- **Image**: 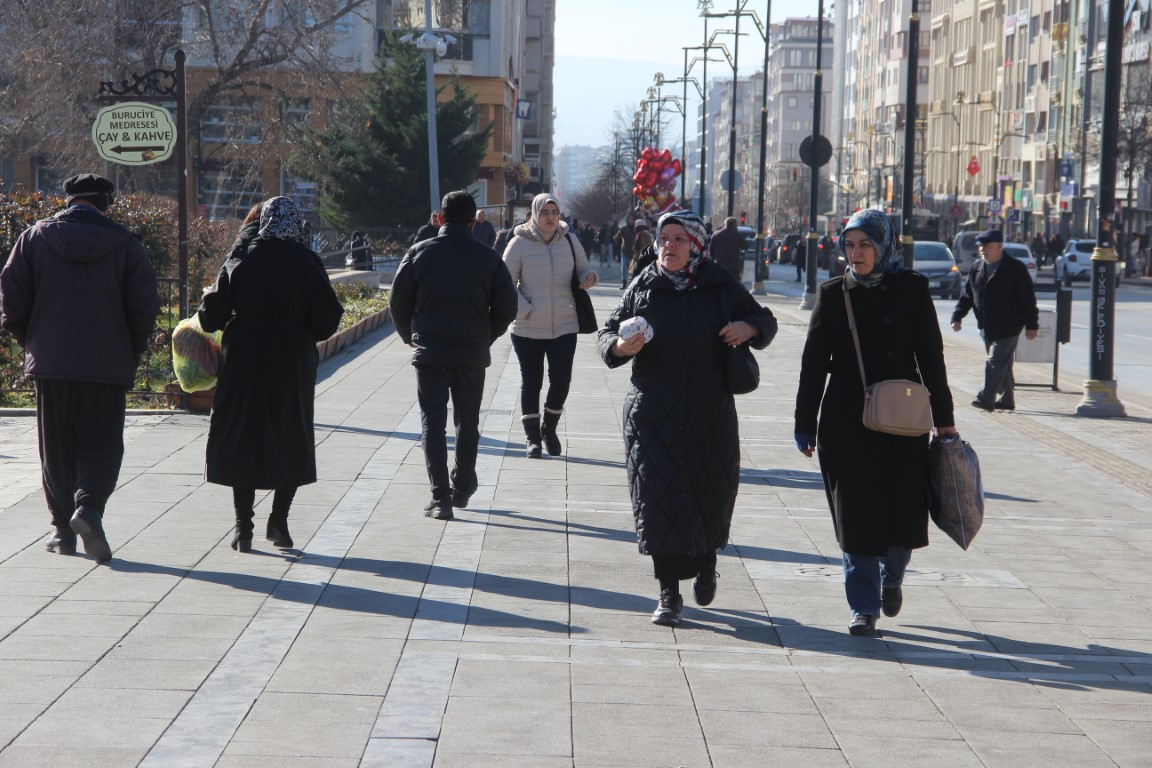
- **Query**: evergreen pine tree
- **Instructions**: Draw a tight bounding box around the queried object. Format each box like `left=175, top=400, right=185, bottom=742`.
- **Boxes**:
left=296, top=35, right=490, bottom=229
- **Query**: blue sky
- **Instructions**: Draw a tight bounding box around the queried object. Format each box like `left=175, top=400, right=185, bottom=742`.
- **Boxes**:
left=553, top=0, right=820, bottom=147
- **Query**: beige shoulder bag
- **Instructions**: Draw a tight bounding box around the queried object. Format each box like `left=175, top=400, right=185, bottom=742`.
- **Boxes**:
left=844, top=287, right=933, bottom=437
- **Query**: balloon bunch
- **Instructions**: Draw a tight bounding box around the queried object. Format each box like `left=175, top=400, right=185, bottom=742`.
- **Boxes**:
left=632, top=147, right=682, bottom=214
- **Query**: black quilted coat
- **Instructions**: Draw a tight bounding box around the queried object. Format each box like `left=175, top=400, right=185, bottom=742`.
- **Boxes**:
left=598, top=260, right=778, bottom=557
left=794, top=272, right=956, bottom=556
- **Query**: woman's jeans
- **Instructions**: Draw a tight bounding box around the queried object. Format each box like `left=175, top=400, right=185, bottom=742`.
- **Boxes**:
left=842, top=547, right=911, bottom=616
left=510, top=333, right=578, bottom=415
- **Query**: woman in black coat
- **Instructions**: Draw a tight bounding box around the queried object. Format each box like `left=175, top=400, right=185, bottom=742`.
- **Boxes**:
left=793, top=209, right=958, bottom=636
left=598, top=210, right=778, bottom=626
left=198, top=196, right=344, bottom=552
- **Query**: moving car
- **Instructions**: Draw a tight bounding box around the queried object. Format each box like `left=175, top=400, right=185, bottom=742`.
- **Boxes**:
left=1001, top=242, right=1038, bottom=284
left=952, top=231, right=979, bottom=275
left=1055, top=239, right=1095, bottom=283
left=777, top=233, right=802, bottom=264
left=911, top=241, right=962, bottom=299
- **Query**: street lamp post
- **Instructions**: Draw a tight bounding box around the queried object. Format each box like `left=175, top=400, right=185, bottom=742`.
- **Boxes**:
left=706, top=3, right=748, bottom=219
left=698, top=0, right=713, bottom=217
left=800, top=0, right=826, bottom=310
left=1076, top=0, right=1126, bottom=418
left=656, top=66, right=702, bottom=207
left=899, top=0, right=921, bottom=266
left=401, top=1, right=456, bottom=215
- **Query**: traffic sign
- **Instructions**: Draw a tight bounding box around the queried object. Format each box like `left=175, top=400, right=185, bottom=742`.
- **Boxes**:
left=967, top=156, right=980, bottom=176
left=987, top=198, right=1002, bottom=214
left=719, top=169, right=744, bottom=191
left=91, top=101, right=176, bottom=165
left=1008, top=209, right=1020, bottom=223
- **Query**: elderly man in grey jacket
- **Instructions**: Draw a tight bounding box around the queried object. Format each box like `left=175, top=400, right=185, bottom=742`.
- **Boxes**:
left=0, top=174, right=160, bottom=562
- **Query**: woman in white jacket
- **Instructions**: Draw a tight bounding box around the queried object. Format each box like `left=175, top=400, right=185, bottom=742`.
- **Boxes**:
left=503, top=193, right=598, bottom=457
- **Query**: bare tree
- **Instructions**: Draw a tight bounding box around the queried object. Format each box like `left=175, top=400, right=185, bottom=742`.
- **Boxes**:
left=1, top=0, right=375, bottom=199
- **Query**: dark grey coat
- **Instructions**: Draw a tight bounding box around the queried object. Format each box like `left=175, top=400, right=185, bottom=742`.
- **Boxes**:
left=794, top=272, right=955, bottom=556
left=598, top=260, right=778, bottom=557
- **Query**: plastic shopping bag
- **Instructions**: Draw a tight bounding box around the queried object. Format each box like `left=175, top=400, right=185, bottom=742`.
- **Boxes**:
left=171, top=314, right=223, bottom=393
left=928, top=435, right=985, bottom=550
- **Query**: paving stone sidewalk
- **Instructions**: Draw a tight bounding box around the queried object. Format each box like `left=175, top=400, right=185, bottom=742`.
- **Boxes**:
left=1, top=273, right=1150, bottom=768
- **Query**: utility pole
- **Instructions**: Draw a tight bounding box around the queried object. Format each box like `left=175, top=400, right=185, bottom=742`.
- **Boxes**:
left=1076, top=0, right=1126, bottom=418
left=899, top=0, right=921, bottom=267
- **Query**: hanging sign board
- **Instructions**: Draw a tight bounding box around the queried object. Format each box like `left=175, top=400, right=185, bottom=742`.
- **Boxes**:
left=91, top=101, right=176, bottom=165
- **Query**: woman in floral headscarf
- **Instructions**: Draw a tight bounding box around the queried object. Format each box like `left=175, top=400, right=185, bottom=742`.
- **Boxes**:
left=598, top=209, right=778, bottom=627
left=199, top=196, right=343, bottom=553
left=793, top=209, right=958, bottom=636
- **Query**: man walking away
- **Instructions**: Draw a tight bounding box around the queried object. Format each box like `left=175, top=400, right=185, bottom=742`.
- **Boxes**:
left=951, top=228, right=1039, bottom=412
left=390, top=190, right=518, bottom=520
left=709, top=217, right=747, bottom=282
left=0, top=174, right=161, bottom=562
left=617, top=218, right=636, bottom=288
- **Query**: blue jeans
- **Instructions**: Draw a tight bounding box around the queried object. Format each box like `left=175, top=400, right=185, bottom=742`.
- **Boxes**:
left=842, top=547, right=912, bottom=616
left=977, top=333, right=1019, bottom=406
left=621, top=253, right=632, bottom=286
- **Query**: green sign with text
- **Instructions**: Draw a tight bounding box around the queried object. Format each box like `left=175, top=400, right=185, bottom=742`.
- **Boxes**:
left=91, top=101, right=176, bottom=165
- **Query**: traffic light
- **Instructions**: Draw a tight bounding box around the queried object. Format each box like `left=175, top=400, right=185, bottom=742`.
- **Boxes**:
left=791, top=168, right=798, bottom=182
left=740, top=211, right=747, bottom=225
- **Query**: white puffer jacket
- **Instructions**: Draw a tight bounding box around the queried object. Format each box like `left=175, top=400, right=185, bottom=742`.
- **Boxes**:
left=503, top=220, right=598, bottom=339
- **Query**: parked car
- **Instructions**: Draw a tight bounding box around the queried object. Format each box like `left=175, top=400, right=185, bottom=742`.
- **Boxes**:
left=911, top=241, right=962, bottom=299
left=736, top=225, right=759, bottom=260
left=1055, top=239, right=1095, bottom=283
left=952, top=231, right=979, bottom=275
left=777, top=233, right=802, bottom=264
left=1002, top=242, right=1038, bottom=284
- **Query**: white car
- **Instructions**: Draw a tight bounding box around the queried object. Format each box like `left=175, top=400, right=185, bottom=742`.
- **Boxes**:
left=1002, top=242, right=1038, bottom=284
left=1055, top=239, right=1094, bottom=283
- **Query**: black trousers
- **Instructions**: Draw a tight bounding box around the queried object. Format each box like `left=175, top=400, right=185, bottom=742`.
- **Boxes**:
left=34, top=379, right=126, bottom=529
left=415, top=363, right=485, bottom=499
left=510, top=333, right=578, bottom=415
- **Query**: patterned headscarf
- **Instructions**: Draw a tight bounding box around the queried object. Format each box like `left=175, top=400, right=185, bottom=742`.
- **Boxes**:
left=839, top=208, right=903, bottom=288
left=655, top=209, right=709, bottom=291
left=258, top=196, right=303, bottom=241
left=527, top=193, right=563, bottom=243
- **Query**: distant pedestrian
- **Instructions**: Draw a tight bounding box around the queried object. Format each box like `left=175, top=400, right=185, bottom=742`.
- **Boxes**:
left=709, top=217, right=746, bottom=281
left=598, top=209, right=777, bottom=626
left=1048, top=232, right=1065, bottom=262
left=391, top=190, right=517, bottom=520
left=951, top=228, right=1039, bottom=412
left=199, top=196, right=344, bottom=552
left=630, top=219, right=655, bottom=278
left=503, top=194, right=598, bottom=458
left=413, top=211, right=440, bottom=244
left=1030, top=232, right=1047, bottom=267
left=472, top=209, right=497, bottom=247
left=0, top=174, right=161, bottom=562
left=616, top=217, right=636, bottom=288
left=493, top=223, right=513, bottom=257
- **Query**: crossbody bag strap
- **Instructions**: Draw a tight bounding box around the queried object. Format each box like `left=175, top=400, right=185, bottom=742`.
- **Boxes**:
left=842, top=286, right=870, bottom=394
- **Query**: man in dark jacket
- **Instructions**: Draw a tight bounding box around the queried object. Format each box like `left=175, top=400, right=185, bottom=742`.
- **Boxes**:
left=0, top=174, right=160, bottom=561
left=391, top=190, right=518, bottom=520
left=951, top=228, right=1039, bottom=411
left=471, top=209, right=496, bottom=247
left=708, top=217, right=746, bottom=281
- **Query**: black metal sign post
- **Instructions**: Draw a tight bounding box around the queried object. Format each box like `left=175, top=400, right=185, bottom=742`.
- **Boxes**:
left=98, top=50, right=189, bottom=318
left=1077, top=0, right=1125, bottom=418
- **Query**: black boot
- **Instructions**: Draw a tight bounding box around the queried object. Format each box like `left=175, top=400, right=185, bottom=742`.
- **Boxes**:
left=267, top=487, right=296, bottom=548
left=542, top=408, right=563, bottom=456
left=522, top=414, right=543, bottom=459
left=231, top=489, right=255, bottom=553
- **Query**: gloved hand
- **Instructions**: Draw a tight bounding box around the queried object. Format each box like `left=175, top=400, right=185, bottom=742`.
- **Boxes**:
left=794, top=433, right=816, bottom=454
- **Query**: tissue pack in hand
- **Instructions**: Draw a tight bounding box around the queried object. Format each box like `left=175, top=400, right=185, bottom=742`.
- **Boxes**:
left=618, top=316, right=653, bottom=343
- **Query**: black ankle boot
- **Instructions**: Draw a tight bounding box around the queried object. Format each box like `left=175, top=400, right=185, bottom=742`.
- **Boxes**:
left=542, top=408, right=563, bottom=456
left=266, top=514, right=293, bottom=548
left=231, top=509, right=254, bottom=553
left=522, top=414, right=543, bottom=459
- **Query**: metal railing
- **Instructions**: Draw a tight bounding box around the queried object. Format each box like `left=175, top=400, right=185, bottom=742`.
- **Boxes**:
left=1, top=277, right=183, bottom=407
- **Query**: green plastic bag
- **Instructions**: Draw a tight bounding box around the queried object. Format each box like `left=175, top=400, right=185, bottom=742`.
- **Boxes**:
left=172, top=314, right=222, bottom=393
